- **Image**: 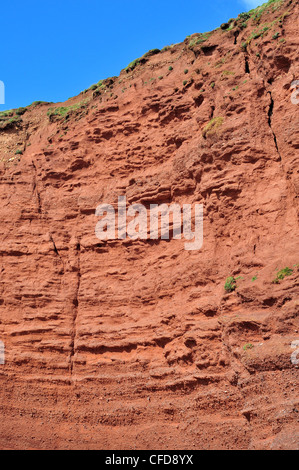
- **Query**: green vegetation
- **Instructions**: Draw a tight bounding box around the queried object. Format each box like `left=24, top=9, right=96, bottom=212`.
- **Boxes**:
left=252, top=275, right=258, bottom=282
left=184, top=69, right=189, bottom=74
left=143, top=48, right=160, bottom=58
left=15, top=107, right=27, bottom=116
left=243, top=343, right=254, bottom=351
left=168, top=66, right=173, bottom=71
left=125, top=48, right=160, bottom=73
left=250, top=0, right=283, bottom=23
left=0, top=110, right=13, bottom=119
left=158, top=76, right=163, bottom=80
left=0, top=111, right=22, bottom=130
left=47, top=100, right=88, bottom=121
left=273, top=267, right=293, bottom=284
left=239, top=12, right=251, bottom=21
left=210, top=82, right=215, bottom=89
left=224, top=276, right=237, bottom=293
left=188, top=31, right=213, bottom=48
left=161, top=44, right=176, bottom=52
left=30, top=101, right=52, bottom=107
left=222, top=70, right=235, bottom=77
left=202, top=117, right=224, bottom=138
left=125, top=58, right=141, bottom=73
left=272, top=32, right=280, bottom=39
left=183, top=80, right=188, bottom=86
left=15, top=149, right=23, bottom=155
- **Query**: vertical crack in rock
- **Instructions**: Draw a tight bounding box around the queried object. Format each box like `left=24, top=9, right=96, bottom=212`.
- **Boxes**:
left=49, top=234, right=60, bottom=257
left=267, top=91, right=282, bottom=162
left=70, top=242, right=81, bottom=376
left=31, top=160, right=42, bottom=214
left=245, top=57, right=250, bottom=74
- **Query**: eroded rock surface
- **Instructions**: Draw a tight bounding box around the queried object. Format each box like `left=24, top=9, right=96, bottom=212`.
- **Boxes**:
left=0, top=0, right=298, bottom=450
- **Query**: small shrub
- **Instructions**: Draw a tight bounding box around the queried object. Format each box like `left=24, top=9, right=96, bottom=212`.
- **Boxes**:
left=222, top=70, right=235, bottom=77
left=125, top=58, right=140, bottom=73
left=210, top=82, right=215, bottom=88
left=272, top=32, right=280, bottom=39
left=183, top=80, right=188, bottom=86
left=15, top=149, right=23, bottom=155
left=30, top=101, right=52, bottom=107
left=184, top=69, right=189, bottom=74
left=168, top=66, right=173, bottom=71
left=243, top=343, right=254, bottom=351
left=202, top=117, right=224, bottom=138
left=143, top=49, right=160, bottom=58
left=158, top=76, right=163, bottom=80
left=252, top=275, right=258, bottom=282
left=224, top=276, right=237, bottom=293
left=273, top=267, right=293, bottom=284
left=238, top=12, right=250, bottom=21
left=15, top=107, right=27, bottom=116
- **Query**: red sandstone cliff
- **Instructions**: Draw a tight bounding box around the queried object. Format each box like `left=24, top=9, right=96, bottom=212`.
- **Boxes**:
left=0, top=0, right=298, bottom=450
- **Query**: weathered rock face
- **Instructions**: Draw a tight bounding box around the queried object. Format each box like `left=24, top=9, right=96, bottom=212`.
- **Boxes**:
left=0, top=0, right=298, bottom=450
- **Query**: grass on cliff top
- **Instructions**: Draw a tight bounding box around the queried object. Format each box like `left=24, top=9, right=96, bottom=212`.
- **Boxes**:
left=0, top=109, right=24, bottom=129
left=247, top=0, right=284, bottom=21
left=124, top=48, right=161, bottom=73
left=0, top=101, right=52, bottom=127
left=47, top=100, right=89, bottom=120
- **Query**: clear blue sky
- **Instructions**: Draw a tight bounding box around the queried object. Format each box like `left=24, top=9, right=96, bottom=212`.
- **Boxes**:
left=0, top=0, right=263, bottom=111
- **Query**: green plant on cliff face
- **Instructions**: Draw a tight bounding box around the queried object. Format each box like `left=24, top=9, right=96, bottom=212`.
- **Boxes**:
left=243, top=343, right=254, bottom=351
left=273, top=267, right=293, bottom=284
left=224, top=276, right=237, bottom=293
left=15, top=149, right=23, bottom=155
left=202, top=117, right=224, bottom=138
left=238, top=12, right=251, bottom=21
